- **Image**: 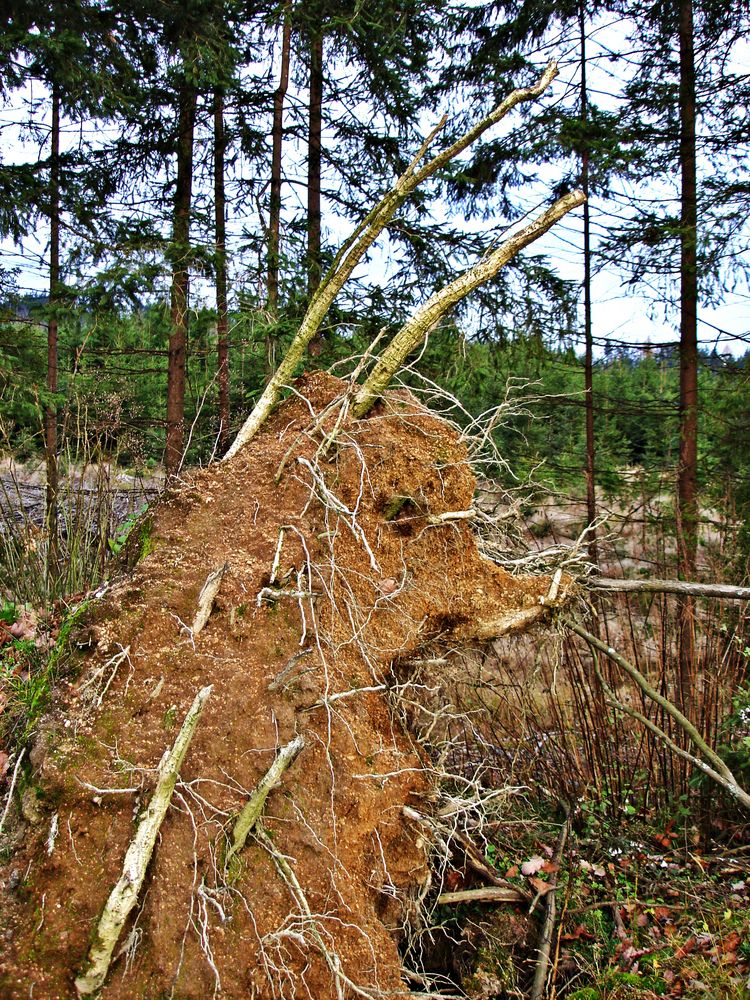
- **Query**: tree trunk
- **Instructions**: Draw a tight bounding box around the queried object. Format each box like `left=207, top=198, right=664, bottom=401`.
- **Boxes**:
left=266, top=13, right=292, bottom=376
left=46, top=82, right=61, bottom=587
left=214, top=88, right=230, bottom=454
left=580, top=4, right=598, bottom=569
left=677, top=0, right=698, bottom=712
left=306, top=31, right=323, bottom=356
left=677, top=0, right=698, bottom=578
left=165, top=76, right=197, bottom=476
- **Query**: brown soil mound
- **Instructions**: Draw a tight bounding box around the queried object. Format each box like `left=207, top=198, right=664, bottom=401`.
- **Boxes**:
left=0, top=373, right=560, bottom=999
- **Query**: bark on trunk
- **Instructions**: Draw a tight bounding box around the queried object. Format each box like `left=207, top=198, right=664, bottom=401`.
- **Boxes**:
left=165, top=77, right=197, bottom=476
left=46, top=82, right=61, bottom=586
left=267, top=14, right=292, bottom=376
left=580, top=4, right=598, bottom=569
left=677, top=0, right=698, bottom=712
left=214, top=89, right=230, bottom=454
left=306, top=31, right=323, bottom=356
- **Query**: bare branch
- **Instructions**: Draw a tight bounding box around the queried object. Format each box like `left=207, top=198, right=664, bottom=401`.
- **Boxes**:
left=588, top=576, right=750, bottom=601
left=352, top=191, right=586, bottom=418
left=223, top=63, right=560, bottom=459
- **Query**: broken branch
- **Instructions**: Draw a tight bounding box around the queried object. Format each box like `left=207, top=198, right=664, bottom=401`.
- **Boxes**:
left=224, top=734, right=305, bottom=871
left=192, top=563, right=229, bottom=636
left=437, top=886, right=527, bottom=905
left=588, top=576, right=750, bottom=601
left=75, top=685, right=212, bottom=996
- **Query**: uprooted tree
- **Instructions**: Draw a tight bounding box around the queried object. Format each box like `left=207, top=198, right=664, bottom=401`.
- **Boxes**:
left=1, top=64, right=747, bottom=1000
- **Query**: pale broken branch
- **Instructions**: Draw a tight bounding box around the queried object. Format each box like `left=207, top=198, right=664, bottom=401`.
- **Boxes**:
left=437, top=886, right=527, bottom=905
left=353, top=190, right=585, bottom=419
left=224, top=734, right=305, bottom=872
left=566, top=619, right=750, bottom=812
left=75, top=685, right=212, bottom=997
left=192, top=562, right=229, bottom=636
left=223, top=63, right=560, bottom=460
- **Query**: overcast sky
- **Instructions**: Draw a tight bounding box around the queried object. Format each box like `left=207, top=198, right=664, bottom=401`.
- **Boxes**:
left=2, top=11, right=748, bottom=357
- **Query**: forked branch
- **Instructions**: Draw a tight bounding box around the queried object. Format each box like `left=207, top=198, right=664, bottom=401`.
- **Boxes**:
left=223, top=62, right=560, bottom=460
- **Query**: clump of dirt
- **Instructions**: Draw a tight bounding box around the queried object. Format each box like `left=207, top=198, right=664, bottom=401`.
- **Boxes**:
left=0, top=372, right=563, bottom=999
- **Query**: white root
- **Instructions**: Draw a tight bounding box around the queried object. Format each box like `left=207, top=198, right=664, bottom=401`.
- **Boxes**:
left=0, top=748, right=26, bottom=839
left=75, top=684, right=212, bottom=997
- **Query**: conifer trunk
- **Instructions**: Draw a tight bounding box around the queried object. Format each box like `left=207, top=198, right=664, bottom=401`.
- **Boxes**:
left=267, top=14, right=291, bottom=376
left=46, top=82, right=61, bottom=586
left=165, top=76, right=197, bottom=476
left=306, top=31, right=323, bottom=356
left=677, top=0, right=698, bottom=712
left=580, top=4, right=598, bottom=569
left=214, top=88, right=230, bottom=453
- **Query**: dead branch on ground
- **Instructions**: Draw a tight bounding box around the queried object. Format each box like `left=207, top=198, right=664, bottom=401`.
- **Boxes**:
left=75, top=685, right=212, bottom=996
left=530, top=809, right=571, bottom=1000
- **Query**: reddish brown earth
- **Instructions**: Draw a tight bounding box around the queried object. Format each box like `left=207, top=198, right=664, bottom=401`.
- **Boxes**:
left=0, top=373, right=560, bottom=999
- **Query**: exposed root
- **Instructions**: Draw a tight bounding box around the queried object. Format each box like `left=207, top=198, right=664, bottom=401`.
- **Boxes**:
left=192, top=562, right=229, bottom=636
left=224, top=734, right=306, bottom=873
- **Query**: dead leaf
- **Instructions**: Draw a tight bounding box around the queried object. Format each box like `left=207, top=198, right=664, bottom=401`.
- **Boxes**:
left=505, top=864, right=520, bottom=878
left=674, top=936, right=696, bottom=959
left=521, top=856, right=545, bottom=876
left=9, top=609, right=37, bottom=641
left=0, top=750, right=9, bottom=779
left=528, top=876, right=553, bottom=895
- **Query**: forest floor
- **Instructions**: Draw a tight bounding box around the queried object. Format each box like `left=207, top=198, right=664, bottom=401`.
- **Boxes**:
left=432, top=801, right=750, bottom=999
